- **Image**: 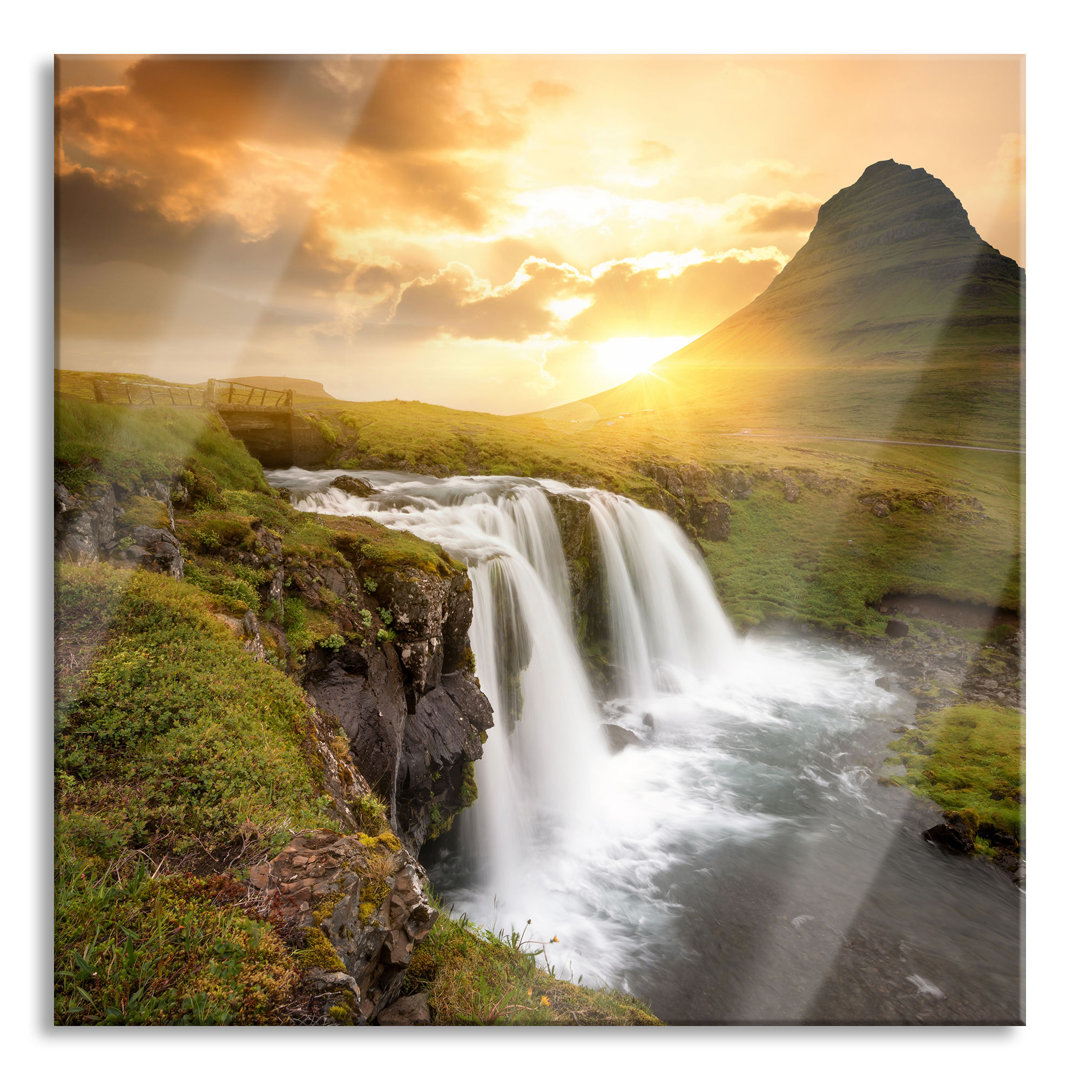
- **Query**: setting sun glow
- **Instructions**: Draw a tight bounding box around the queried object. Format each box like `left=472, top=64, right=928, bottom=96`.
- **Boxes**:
left=593, top=336, right=693, bottom=381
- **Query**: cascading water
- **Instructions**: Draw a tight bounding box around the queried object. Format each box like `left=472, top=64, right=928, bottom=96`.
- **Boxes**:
left=269, top=467, right=1022, bottom=1024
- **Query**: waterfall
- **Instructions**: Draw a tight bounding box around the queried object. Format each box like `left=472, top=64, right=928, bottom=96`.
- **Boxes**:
left=273, top=468, right=745, bottom=976
left=579, top=487, right=738, bottom=699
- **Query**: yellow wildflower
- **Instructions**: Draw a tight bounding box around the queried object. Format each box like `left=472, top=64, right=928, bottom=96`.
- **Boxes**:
left=540, top=995, right=551, bottom=1007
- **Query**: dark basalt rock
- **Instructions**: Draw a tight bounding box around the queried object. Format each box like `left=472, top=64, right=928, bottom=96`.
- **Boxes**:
left=331, top=474, right=378, bottom=499
left=547, top=492, right=608, bottom=648
left=302, top=557, right=493, bottom=854
left=376, top=991, right=430, bottom=1025
left=110, top=525, right=184, bottom=579
left=885, top=619, right=909, bottom=639
left=686, top=497, right=731, bottom=541
left=54, top=481, right=117, bottom=563
left=923, top=821, right=974, bottom=855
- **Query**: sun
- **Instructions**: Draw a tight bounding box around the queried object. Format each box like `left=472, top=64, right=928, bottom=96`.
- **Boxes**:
left=593, top=336, right=692, bottom=382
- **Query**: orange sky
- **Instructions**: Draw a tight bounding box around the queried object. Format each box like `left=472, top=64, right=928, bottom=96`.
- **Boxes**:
left=55, top=54, right=1024, bottom=412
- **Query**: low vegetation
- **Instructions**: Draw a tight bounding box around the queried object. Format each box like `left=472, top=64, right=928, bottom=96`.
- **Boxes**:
left=405, top=909, right=660, bottom=1025
left=884, top=704, right=1024, bottom=857
left=54, top=862, right=311, bottom=1024
left=55, top=562, right=340, bottom=868
left=55, top=397, right=267, bottom=496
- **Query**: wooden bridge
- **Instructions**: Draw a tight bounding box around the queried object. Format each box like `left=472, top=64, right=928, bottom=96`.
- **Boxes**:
left=92, top=377, right=294, bottom=411
left=91, top=377, right=317, bottom=467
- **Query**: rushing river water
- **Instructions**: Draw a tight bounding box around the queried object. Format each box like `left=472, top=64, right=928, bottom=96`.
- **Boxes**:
left=268, top=467, right=1023, bottom=1025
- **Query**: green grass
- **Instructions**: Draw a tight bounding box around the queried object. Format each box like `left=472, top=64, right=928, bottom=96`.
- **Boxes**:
left=885, top=704, right=1024, bottom=856
left=55, top=563, right=339, bottom=867
left=55, top=398, right=268, bottom=496
left=325, top=512, right=463, bottom=579
left=54, top=558, right=353, bottom=1025
left=403, top=909, right=660, bottom=1026
left=703, top=476, right=1021, bottom=633
left=54, top=859, right=307, bottom=1025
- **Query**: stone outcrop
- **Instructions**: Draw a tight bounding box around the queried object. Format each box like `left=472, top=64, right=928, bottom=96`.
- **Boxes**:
left=546, top=492, right=616, bottom=689
left=248, top=829, right=438, bottom=1024
left=293, top=544, right=492, bottom=854
left=635, top=461, right=732, bottom=543
left=54, top=480, right=183, bottom=579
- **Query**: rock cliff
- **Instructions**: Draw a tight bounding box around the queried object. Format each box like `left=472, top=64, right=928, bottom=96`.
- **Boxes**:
left=54, top=456, right=494, bottom=1022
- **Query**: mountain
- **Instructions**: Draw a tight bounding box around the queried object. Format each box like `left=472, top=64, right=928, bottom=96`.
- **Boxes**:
left=552, top=161, right=1024, bottom=448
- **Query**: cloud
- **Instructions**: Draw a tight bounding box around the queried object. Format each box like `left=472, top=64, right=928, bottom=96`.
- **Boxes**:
left=316, top=248, right=783, bottom=347
left=993, top=133, right=1025, bottom=189
left=346, top=57, right=523, bottom=153
left=376, top=258, right=587, bottom=342
left=727, top=192, right=821, bottom=234
left=57, top=56, right=530, bottom=244
left=55, top=166, right=348, bottom=295
left=566, top=249, right=785, bottom=340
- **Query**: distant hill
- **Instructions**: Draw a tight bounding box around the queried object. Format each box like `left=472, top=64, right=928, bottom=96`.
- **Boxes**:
left=545, top=160, right=1024, bottom=449
left=230, top=376, right=337, bottom=400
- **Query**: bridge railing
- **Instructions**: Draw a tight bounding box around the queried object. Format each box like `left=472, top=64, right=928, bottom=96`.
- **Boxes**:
left=92, top=379, right=205, bottom=407
left=206, top=379, right=293, bottom=410
left=90, top=378, right=294, bottom=411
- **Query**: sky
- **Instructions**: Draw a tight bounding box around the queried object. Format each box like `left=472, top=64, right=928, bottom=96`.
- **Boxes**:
left=55, top=54, right=1024, bottom=413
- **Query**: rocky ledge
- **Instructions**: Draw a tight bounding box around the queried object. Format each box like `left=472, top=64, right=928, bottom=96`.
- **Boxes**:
left=248, top=829, right=437, bottom=1024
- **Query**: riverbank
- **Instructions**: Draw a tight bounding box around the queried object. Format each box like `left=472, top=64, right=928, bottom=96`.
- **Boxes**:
left=747, top=614, right=1024, bottom=884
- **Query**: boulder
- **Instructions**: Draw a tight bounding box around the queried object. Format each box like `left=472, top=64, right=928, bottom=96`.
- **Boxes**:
left=923, top=822, right=974, bottom=855
left=54, top=481, right=117, bottom=564
left=687, top=497, right=731, bottom=541
left=331, top=475, right=378, bottom=499
left=603, top=724, right=645, bottom=752
left=376, top=992, right=431, bottom=1025
left=885, top=619, right=909, bottom=639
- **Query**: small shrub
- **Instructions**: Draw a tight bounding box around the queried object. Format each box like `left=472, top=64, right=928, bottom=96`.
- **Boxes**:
left=349, top=793, right=390, bottom=835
